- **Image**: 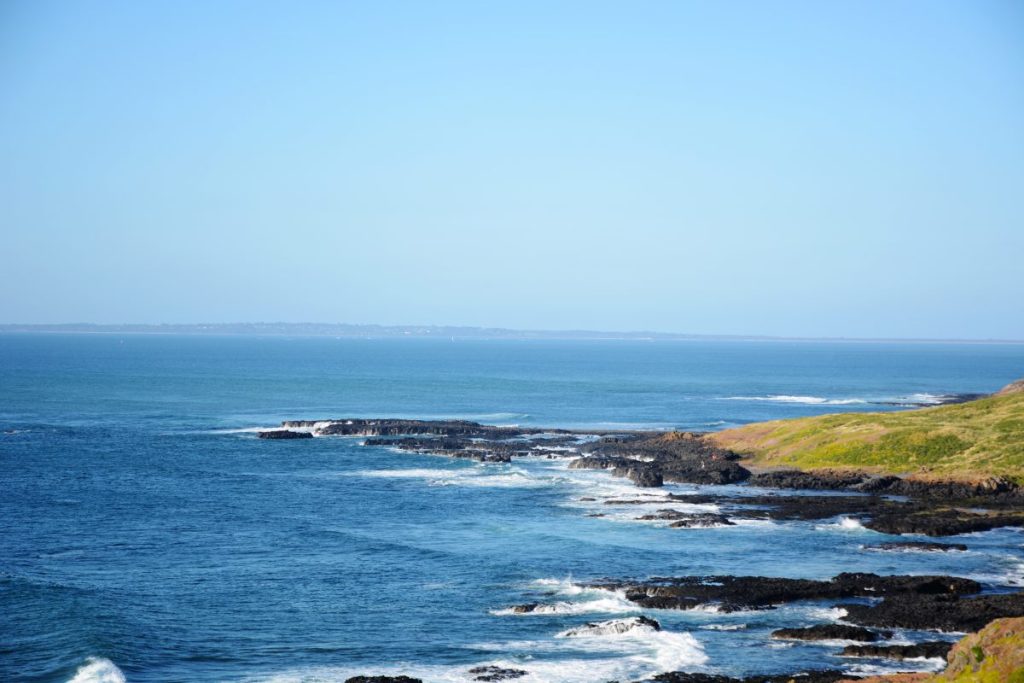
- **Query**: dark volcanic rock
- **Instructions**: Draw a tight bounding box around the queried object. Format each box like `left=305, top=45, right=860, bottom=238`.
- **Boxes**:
left=508, top=603, right=539, bottom=614
left=638, top=509, right=698, bottom=521
left=362, top=436, right=518, bottom=462
left=345, top=677, right=422, bottom=683
left=661, top=458, right=750, bottom=485
left=865, top=541, right=968, bottom=552
left=668, top=514, right=735, bottom=528
left=468, top=666, right=527, bottom=681
left=645, top=671, right=853, bottom=683
left=655, top=490, right=1024, bottom=537
left=569, top=455, right=637, bottom=471
left=591, top=572, right=980, bottom=612
left=839, top=591, right=1024, bottom=632
left=841, top=640, right=953, bottom=660
left=287, top=418, right=556, bottom=439
left=577, top=431, right=751, bottom=486
left=864, top=509, right=1024, bottom=536
left=771, top=624, right=891, bottom=642
left=561, top=616, right=662, bottom=637
left=855, top=475, right=1021, bottom=500
left=613, top=465, right=664, bottom=487
left=257, top=429, right=313, bottom=440
left=746, top=467, right=1023, bottom=505
left=748, top=470, right=870, bottom=491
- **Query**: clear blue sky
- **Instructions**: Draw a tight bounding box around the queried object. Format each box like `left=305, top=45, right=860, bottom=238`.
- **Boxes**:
left=1, top=1, right=1022, bottom=338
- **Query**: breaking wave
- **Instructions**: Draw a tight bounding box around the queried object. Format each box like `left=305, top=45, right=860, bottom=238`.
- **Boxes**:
left=721, top=395, right=867, bottom=405
left=67, top=658, right=125, bottom=683
left=348, top=466, right=558, bottom=489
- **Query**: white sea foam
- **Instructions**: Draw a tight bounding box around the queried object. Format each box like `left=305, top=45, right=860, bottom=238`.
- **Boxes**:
left=210, top=426, right=271, bottom=434
left=492, top=578, right=640, bottom=616
left=846, top=658, right=947, bottom=676
left=557, top=617, right=659, bottom=638
left=252, top=623, right=707, bottom=682
left=965, top=556, right=1024, bottom=587
left=801, top=606, right=849, bottom=621
left=902, top=393, right=949, bottom=405
left=722, top=395, right=867, bottom=405
left=348, top=467, right=555, bottom=489
left=839, top=516, right=866, bottom=530
left=68, top=658, right=126, bottom=683
left=700, top=623, right=748, bottom=631
left=814, top=516, right=868, bottom=532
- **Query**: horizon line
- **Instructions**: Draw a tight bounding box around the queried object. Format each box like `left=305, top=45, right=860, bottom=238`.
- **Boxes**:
left=1, top=322, right=1023, bottom=345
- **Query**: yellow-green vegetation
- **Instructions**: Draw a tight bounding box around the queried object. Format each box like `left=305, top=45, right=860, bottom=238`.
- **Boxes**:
left=709, top=381, right=1024, bottom=484
left=840, top=618, right=1024, bottom=683
left=939, top=617, right=1024, bottom=683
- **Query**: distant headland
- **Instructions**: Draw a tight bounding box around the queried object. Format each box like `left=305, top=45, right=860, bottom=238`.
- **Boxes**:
left=1, top=323, right=1022, bottom=344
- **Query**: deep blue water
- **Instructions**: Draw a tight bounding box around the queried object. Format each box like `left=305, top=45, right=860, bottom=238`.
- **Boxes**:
left=2, top=334, right=1023, bottom=683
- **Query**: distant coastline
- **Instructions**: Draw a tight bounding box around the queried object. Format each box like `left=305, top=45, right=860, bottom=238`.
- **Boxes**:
left=1, top=322, right=1022, bottom=344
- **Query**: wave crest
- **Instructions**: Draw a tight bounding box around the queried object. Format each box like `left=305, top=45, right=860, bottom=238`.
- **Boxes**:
left=68, top=658, right=125, bottom=683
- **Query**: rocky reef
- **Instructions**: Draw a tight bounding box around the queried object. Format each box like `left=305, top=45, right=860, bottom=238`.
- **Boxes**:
left=256, top=429, right=313, bottom=440
left=586, top=573, right=981, bottom=613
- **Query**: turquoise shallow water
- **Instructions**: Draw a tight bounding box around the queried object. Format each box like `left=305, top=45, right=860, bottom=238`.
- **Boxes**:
left=2, top=335, right=1023, bottom=682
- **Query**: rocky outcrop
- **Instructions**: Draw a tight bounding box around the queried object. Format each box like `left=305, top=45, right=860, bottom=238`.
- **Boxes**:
left=669, top=513, right=735, bottom=528
left=839, top=592, right=1024, bottom=632
left=284, top=418, right=558, bottom=438
left=345, top=677, right=422, bottom=683
left=591, top=573, right=980, bottom=613
left=637, top=510, right=735, bottom=527
left=772, top=624, right=892, bottom=642
left=863, top=542, right=967, bottom=553
left=467, top=666, right=527, bottom=681
left=560, top=616, right=661, bottom=637
left=749, top=470, right=870, bottom=491
left=257, top=429, right=313, bottom=440
left=576, top=431, right=751, bottom=486
left=606, top=489, right=1024, bottom=537
left=645, top=671, right=854, bottom=683
left=747, top=469, right=1023, bottom=502
left=840, top=640, right=952, bottom=660
left=864, top=509, right=1024, bottom=536
left=613, top=465, right=664, bottom=487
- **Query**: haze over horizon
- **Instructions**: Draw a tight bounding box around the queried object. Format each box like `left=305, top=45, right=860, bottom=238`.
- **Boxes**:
left=2, top=1, right=1023, bottom=339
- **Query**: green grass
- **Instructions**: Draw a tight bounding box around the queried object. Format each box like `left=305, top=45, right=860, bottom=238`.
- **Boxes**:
left=709, top=390, right=1024, bottom=483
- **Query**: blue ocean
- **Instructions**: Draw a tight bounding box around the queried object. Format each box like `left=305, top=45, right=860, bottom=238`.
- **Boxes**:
left=2, top=334, right=1023, bottom=683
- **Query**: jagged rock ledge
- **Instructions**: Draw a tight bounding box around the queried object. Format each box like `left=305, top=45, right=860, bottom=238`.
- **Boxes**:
left=585, top=573, right=982, bottom=614
left=840, top=640, right=953, bottom=660
left=257, top=429, right=313, bottom=440
left=259, top=418, right=1024, bottom=535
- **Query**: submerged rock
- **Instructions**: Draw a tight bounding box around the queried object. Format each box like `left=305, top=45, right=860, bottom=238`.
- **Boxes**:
left=863, top=541, right=968, bottom=553
left=668, top=514, right=735, bottom=528
left=591, top=573, right=980, bottom=613
left=560, top=616, right=661, bottom=637
left=771, top=624, right=891, bottom=642
left=345, top=677, right=422, bottom=683
left=840, top=640, right=953, bottom=660
left=508, top=603, right=538, bottom=614
left=257, top=429, right=313, bottom=440
left=467, top=666, right=527, bottom=681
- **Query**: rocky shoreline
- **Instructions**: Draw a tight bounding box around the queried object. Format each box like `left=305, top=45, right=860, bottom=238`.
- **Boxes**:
left=258, top=417, right=1024, bottom=537
left=258, top=416, right=1024, bottom=681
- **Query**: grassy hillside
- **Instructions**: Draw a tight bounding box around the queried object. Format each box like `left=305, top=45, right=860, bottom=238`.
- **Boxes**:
left=709, top=385, right=1024, bottom=484
left=848, top=617, right=1024, bottom=683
